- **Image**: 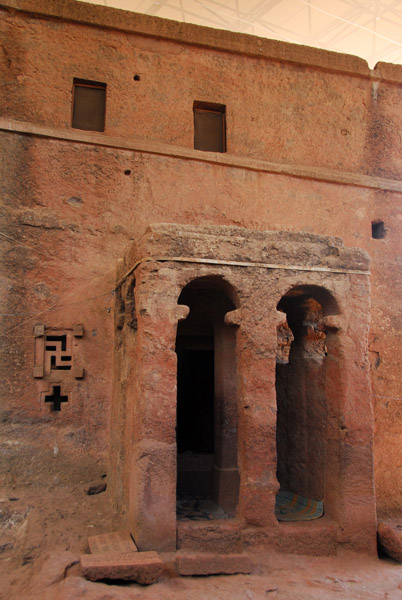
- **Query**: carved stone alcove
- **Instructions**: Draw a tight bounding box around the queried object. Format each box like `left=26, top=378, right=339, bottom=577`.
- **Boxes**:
left=33, top=323, right=85, bottom=413
left=110, top=224, right=376, bottom=556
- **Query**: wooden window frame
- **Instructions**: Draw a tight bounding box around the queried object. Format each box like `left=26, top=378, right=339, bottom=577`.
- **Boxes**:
left=72, top=78, right=107, bottom=132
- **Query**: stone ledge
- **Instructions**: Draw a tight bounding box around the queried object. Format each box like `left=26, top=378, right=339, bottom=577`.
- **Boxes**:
left=176, top=551, right=251, bottom=576
left=133, top=223, right=370, bottom=274
left=177, top=519, right=243, bottom=553
left=2, top=118, right=401, bottom=195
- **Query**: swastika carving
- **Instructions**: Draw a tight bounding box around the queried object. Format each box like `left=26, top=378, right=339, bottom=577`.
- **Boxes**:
left=45, top=334, right=72, bottom=371
left=33, top=324, right=85, bottom=381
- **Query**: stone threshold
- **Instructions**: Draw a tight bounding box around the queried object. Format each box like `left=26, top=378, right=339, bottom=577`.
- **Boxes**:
left=80, top=530, right=251, bottom=582
left=2, top=117, right=402, bottom=194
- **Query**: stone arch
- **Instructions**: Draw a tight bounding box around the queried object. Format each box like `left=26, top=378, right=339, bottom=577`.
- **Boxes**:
left=110, top=224, right=374, bottom=553
left=275, top=284, right=341, bottom=519
left=176, top=275, right=240, bottom=518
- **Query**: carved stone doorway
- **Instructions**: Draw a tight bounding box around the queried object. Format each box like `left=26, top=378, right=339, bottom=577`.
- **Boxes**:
left=110, top=224, right=376, bottom=555
left=176, top=277, right=239, bottom=520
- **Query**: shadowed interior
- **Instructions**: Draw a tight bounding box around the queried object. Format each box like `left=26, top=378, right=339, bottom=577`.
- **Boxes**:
left=275, top=285, right=339, bottom=515
left=176, top=277, right=239, bottom=519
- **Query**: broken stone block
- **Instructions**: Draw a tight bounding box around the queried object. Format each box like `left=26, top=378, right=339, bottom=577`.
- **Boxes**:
left=378, top=522, right=402, bottom=562
left=80, top=551, right=163, bottom=584
left=88, top=530, right=137, bottom=554
left=176, top=551, right=251, bottom=576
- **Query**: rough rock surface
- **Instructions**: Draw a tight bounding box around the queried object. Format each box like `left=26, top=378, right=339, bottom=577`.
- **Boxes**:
left=378, top=522, right=402, bottom=562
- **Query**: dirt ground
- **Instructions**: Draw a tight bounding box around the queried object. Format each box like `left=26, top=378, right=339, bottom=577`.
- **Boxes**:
left=1, top=483, right=401, bottom=600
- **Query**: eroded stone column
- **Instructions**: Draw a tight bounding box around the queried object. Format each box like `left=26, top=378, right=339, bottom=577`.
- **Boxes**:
left=213, top=315, right=239, bottom=516
left=323, top=299, right=376, bottom=553
left=236, top=301, right=281, bottom=527
left=127, top=263, right=180, bottom=551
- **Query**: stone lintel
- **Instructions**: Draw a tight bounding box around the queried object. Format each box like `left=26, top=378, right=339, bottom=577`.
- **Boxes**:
left=134, top=223, right=370, bottom=273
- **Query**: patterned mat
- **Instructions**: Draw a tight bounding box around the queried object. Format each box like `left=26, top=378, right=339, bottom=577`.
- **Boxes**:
left=275, top=490, right=324, bottom=521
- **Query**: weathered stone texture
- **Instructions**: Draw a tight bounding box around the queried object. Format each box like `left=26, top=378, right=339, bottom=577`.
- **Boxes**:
left=88, top=531, right=137, bottom=554
left=176, top=551, right=251, bottom=575
left=111, top=224, right=375, bottom=553
left=378, top=522, right=402, bottom=562
left=0, top=3, right=374, bottom=175
left=0, top=0, right=401, bottom=565
left=80, top=551, right=163, bottom=583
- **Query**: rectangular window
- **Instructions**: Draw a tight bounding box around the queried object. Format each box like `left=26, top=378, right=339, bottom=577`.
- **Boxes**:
left=72, top=79, right=106, bottom=132
left=193, top=101, right=226, bottom=152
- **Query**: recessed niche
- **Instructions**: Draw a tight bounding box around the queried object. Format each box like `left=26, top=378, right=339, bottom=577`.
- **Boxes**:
left=193, top=101, right=226, bottom=153
left=72, top=78, right=106, bottom=132
left=372, top=220, right=386, bottom=239
left=45, top=385, right=68, bottom=412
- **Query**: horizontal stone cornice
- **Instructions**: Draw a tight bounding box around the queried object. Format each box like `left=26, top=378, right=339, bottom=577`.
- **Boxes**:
left=1, top=117, right=402, bottom=194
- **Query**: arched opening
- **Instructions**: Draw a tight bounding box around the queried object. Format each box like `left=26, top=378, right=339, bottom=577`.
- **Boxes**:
left=275, top=285, right=339, bottom=522
left=176, top=276, right=239, bottom=520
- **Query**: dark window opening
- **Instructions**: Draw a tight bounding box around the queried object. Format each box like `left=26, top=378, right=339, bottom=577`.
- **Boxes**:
left=72, top=79, right=106, bottom=132
left=372, top=220, right=386, bottom=239
left=193, top=101, right=226, bottom=152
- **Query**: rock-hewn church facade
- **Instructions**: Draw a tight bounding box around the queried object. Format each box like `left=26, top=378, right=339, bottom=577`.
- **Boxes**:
left=1, top=0, right=402, bottom=558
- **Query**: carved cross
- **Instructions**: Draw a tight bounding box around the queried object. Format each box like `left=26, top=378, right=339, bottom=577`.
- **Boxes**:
left=45, top=385, right=68, bottom=412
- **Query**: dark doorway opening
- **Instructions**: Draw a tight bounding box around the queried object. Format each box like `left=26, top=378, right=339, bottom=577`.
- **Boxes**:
left=176, top=277, right=239, bottom=520
left=275, top=286, right=338, bottom=521
left=177, top=348, right=214, bottom=456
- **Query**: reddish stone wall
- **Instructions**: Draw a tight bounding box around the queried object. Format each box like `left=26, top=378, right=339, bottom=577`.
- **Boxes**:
left=112, top=224, right=374, bottom=554
left=0, top=8, right=371, bottom=174
left=0, top=0, right=401, bottom=529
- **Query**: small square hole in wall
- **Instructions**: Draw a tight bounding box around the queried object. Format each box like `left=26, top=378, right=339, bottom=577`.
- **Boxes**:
left=72, top=79, right=106, bottom=132
left=193, top=101, right=226, bottom=152
left=372, top=220, right=386, bottom=239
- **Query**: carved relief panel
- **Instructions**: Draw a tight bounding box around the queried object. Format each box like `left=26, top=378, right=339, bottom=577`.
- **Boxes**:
left=33, top=323, right=85, bottom=412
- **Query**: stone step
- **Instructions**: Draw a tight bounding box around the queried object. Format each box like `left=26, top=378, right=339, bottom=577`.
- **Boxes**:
left=80, top=551, right=163, bottom=584
left=176, top=551, right=251, bottom=576
left=88, top=530, right=138, bottom=554
left=177, top=519, right=243, bottom=553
